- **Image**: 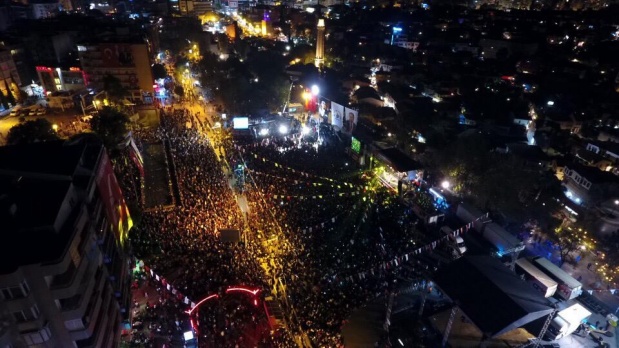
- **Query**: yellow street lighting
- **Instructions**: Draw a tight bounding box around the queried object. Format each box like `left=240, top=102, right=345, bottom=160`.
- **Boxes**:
left=52, top=124, right=59, bottom=131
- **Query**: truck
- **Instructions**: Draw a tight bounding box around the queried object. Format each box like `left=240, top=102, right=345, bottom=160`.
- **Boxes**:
left=440, top=226, right=467, bottom=257
left=546, top=303, right=592, bottom=340
left=532, top=256, right=583, bottom=300
left=515, top=258, right=558, bottom=298
left=456, top=203, right=525, bottom=258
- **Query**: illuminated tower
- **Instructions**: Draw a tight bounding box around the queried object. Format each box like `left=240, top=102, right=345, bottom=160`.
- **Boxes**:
left=315, top=18, right=325, bottom=68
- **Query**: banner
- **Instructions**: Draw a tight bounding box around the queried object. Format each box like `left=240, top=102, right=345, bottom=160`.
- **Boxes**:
left=331, top=102, right=344, bottom=129
left=100, top=43, right=135, bottom=67
left=129, top=136, right=144, bottom=177
left=318, top=99, right=330, bottom=123
left=343, top=107, right=358, bottom=134
left=96, top=151, right=133, bottom=247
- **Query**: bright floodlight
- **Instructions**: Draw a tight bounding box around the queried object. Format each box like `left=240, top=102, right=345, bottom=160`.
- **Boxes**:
left=259, top=128, right=269, bottom=136
left=183, top=331, right=194, bottom=341
left=286, top=45, right=291, bottom=51
left=301, top=125, right=310, bottom=135
left=441, top=180, right=450, bottom=189
left=278, top=124, right=288, bottom=134
left=311, top=85, right=319, bottom=96
left=547, top=100, right=555, bottom=106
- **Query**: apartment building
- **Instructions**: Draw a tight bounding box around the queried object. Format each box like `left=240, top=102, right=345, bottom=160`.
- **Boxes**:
left=77, top=38, right=154, bottom=103
left=562, top=162, right=618, bottom=206
left=0, top=138, right=133, bottom=348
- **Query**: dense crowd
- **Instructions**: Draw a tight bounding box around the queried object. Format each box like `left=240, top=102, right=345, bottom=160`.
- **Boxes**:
left=116, top=107, right=434, bottom=347
left=229, top=135, right=431, bottom=347
left=128, top=108, right=276, bottom=347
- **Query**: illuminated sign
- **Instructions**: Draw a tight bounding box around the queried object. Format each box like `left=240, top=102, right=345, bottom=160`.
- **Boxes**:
left=36, top=66, right=53, bottom=72
left=233, top=117, right=249, bottom=129
left=69, top=67, right=81, bottom=72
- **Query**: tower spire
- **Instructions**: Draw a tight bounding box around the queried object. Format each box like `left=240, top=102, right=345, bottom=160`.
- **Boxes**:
left=315, top=18, right=325, bottom=68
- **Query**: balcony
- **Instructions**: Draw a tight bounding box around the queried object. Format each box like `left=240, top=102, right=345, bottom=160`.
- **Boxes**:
left=75, top=286, right=112, bottom=348
left=50, top=258, right=92, bottom=299
left=49, top=262, right=77, bottom=289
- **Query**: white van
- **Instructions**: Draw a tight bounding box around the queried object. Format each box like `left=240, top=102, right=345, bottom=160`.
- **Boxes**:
left=440, top=226, right=467, bottom=256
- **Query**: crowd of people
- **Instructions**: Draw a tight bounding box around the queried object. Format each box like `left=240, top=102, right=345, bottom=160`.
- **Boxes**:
left=228, top=135, right=433, bottom=347
left=127, top=108, right=280, bottom=347
left=113, top=105, right=436, bottom=347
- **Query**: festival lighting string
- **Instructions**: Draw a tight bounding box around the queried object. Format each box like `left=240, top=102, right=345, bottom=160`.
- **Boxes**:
left=245, top=152, right=358, bottom=187
left=248, top=170, right=366, bottom=191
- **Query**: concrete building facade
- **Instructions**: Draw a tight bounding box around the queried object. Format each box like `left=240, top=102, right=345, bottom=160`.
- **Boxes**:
left=77, top=40, right=154, bottom=102
left=0, top=139, right=133, bottom=348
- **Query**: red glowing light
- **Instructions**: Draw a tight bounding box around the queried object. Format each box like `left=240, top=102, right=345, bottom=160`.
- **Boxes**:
left=225, top=287, right=260, bottom=296
left=185, top=294, right=219, bottom=315
left=184, top=286, right=262, bottom=335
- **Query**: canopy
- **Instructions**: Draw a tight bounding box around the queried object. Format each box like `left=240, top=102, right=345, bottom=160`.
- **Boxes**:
left=433, top=255, right=554, bottom=338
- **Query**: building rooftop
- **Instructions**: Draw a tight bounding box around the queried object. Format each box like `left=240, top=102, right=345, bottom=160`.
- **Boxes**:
left=0, top=140, right=102, bottom=274
left=433, top=255, right=554, bottom=338
left=566, top=162, right=618, bottom=184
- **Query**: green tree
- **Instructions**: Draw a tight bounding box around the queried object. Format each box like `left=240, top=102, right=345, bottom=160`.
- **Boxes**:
left=435, top=133, right=490, bottom=195
left=152, top=63, right=167, bottom=80
left=103, top=74, right=128, bottom=102
left=7, top=119, right=60, bottom=145
left=90, top=107, right=129, bottom=149
left=174, top=86, right=185, bottom=98
left=547, top=224, right=584, bottom=266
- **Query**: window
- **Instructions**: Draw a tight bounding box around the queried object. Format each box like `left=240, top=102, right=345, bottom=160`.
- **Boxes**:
left=64, top=318, right=85, bottom=331
left=1, top=281, right=30, bottom=300
left=13, top=306, right=39, bottom=323
left=22, top=326, right=51, bottom=345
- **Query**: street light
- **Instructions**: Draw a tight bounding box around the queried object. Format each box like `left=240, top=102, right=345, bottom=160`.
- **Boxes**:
left=311, top=85, right=319, bottom=96
left=441, top=180, right=450, bottom=189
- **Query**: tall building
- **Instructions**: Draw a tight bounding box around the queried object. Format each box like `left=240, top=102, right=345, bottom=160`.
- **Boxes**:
left=0, top=48, right=21, bottom=104
left=77, top=39, right=154, bottom=103
left=314, top=18, right=325, bottom=68
left=0, top=139, right=133, bottom=348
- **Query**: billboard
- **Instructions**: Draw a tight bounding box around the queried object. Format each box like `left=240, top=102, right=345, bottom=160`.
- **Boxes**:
left=96, top=151, right=132, bottom=247
left=318, top=99, right=330, bottom=123
left=233, top=117, right=249, bottom=129
left=343, top=107, right=358, bottom=134
left=331, top=102, right=344, bottom=130
left=100, top=43, right=135, bottom=67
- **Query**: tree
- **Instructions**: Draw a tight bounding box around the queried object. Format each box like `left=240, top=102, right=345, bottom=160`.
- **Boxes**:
left=547, top=224, right=585, bottom=266
left=152, top=63, right=167, bottom=80
left=103, top=74, right=128, bottom=102
left=90, top=107, right=129, bottom=150
left=7, top=119, right=60, bottom=145
left=173, top=86, right=185, bottom=98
